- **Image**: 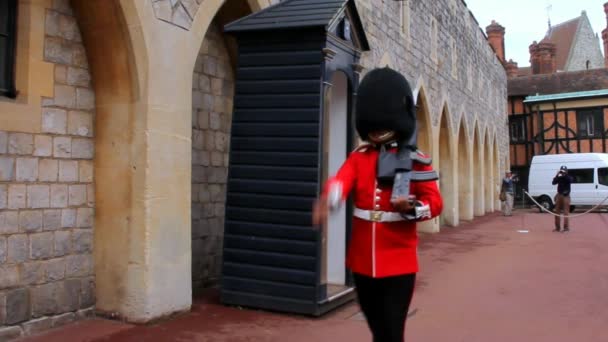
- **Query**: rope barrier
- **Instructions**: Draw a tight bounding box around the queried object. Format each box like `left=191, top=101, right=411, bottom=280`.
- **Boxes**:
left=522, top=190, right=608, bottom=218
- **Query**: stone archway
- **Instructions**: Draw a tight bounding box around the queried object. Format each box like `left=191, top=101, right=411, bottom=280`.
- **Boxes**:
left=71, top=0, right=156, bottom=322
left=438, top=104, right=456, bottom=226
left=457, top=116, right=473, bottom=221
left=494, top=135, right=501, bottom=209
left=191, top=0, right=259, bottom=296
left=415, top=87, right=438, bottom=232
left=484, top=128, right=493, bottom=212
left=473, top=122, right=484, bottom=216
left=71, top=0, right=272, bottom=325
left=415, top=87, right=432, bottom=153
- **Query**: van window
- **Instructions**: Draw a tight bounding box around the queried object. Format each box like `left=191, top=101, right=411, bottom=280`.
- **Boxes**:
left=568, top=168, right=594, bottom=184
left=599, top=168, right=608, bottom=186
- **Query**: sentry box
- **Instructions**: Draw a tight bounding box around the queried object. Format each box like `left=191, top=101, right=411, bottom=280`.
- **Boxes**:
left=221, top=0, right=370, bottom=315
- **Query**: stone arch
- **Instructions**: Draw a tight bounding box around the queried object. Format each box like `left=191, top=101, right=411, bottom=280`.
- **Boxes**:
left=415, top=86, right=432, bottom=154
left=483, top=126, right=493, bottom=212
left=71, top=0, right=154, bottom=321
left=188, top=0, right=268, bottom=71
left=379, top=51, right=394, bottom=67
left=473, top=119, right=485, bottom=216
left=415, top=86, right=438, bottom=232
left=191, top=0, right=260, bottom=295
left=457, top=114, right=473, bottom=221
left=438, top=103, right=456, bottom=226
left=494, top=132, right=501, bottom=209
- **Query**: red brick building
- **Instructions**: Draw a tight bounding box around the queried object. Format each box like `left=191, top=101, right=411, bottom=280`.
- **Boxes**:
left=493, top=3, right=608, bottom=200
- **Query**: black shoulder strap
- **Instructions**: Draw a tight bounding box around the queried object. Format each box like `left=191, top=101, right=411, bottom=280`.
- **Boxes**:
left=411, top=170, right=438, bottom=182
left=410, top=150, right=433, bottom=165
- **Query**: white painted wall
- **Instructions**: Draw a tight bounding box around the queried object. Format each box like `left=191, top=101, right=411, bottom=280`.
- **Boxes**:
left=326, top=72, right=348, bottom=285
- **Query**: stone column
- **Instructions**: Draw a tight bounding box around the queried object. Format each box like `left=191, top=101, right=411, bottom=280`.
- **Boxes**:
left=74, top=0, right=270, bottom=324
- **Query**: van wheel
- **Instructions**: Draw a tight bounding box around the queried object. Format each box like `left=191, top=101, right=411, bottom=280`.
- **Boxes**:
left=569, top=205, right=575, bottom=213
left=537, top=196, right=553, bottom=213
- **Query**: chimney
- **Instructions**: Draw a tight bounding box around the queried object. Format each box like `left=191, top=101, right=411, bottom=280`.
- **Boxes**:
left=505, top=59, right=519, bottom=78
left=529, top=41, right=556, bottom=74
left=602, top=2, right=608, bottom=67
left=486, top=20, right=506, bottom=63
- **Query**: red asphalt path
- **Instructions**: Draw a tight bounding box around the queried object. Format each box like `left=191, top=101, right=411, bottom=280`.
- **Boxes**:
left=19, top=210, right=608, bottom=342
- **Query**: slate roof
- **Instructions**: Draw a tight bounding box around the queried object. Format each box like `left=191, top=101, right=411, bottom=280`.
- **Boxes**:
left=517, top=66, right=532, bottom=77
left=540, top=16, right=581, bottom=71
left=508, top=68, right=608, bottom=97
left=224, top=0, right=362, bottom=35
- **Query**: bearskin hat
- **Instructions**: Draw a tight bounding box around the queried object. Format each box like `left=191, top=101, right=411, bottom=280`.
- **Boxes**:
left=355, top=67, right=416, bottom=142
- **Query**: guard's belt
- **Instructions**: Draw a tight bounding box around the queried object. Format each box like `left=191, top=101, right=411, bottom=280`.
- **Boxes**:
left=353, top=208, right=405, bottom=222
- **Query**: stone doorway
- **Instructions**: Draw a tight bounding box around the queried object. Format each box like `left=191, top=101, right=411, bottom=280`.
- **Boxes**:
left=484, top=130, right=493, bottom=212
left=415, top=88, right=438, bottom=233
left=473, top=124, right=484, bottom=216
left=190, top=0, right=255, bottom=296
left=438, top=106, right=455, bottom=226
left=457, top=118, right=473, bottom=221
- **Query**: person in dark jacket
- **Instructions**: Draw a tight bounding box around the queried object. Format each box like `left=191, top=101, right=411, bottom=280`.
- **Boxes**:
left=500, top=171, right=517, bottom=216
left=552, top=165, right=574, bottom=232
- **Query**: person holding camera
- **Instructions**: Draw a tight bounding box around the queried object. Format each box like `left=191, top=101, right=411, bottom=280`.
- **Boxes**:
left=500, top=170, right=517, bottom=216
left=552, top=165, right=574, bottom=232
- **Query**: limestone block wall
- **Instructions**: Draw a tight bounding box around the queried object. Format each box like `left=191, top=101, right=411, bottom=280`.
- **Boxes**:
left=356, top=0, right=508, bottom=150
left=189, top=0, right=511, bottom=284
left=354, top=0, right=509, bottom=226
left=0, top=1, right=95, bottom=338
left=191, top=22, right=234, bottom=292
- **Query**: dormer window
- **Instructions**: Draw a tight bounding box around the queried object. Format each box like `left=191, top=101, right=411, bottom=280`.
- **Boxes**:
left=339, top=18, right=353, bottom=42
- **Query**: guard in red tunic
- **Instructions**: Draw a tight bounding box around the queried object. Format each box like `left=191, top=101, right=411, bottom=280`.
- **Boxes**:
left=313, top=67, right=443, bottom=342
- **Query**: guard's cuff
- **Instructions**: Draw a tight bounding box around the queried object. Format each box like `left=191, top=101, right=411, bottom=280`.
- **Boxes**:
left=401, top=201, right=431, bottom=221
left=415, top=201, right=432, bottom=219
left=327, top=182, right=343, bottom=211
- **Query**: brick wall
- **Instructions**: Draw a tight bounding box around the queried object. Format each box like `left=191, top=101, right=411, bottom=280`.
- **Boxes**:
left=0, top=0, right=95, bottom=338
left=191, top=21, right=234, bottom=292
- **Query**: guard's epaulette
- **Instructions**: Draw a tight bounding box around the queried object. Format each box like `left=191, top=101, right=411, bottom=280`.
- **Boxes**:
left=410, top=149, right=433, bottom=165
left=353, top=143, right=373, bottom=153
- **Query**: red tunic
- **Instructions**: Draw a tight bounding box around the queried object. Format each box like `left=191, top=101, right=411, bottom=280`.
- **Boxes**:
left=324, top=146, right=443, bottom=278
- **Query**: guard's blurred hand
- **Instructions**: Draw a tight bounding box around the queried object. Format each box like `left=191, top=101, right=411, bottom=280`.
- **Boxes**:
left=312, top=197, right=328, bottom=227
left=391, top=196, right=415, bottom=213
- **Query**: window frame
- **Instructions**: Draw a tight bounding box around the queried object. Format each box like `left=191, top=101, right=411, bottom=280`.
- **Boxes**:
left=509, top=116, right=526, bottom=143
left=576, top=108, right=603, bottom=138
left=0, top=0, right=18, bottom=98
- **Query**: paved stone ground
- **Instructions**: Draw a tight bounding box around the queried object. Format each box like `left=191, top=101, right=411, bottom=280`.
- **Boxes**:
left=19, top=210, right=608, bottom=342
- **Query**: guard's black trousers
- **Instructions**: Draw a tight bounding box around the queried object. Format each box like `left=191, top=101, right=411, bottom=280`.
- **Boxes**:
left=354, top=273, right=416, bottom=342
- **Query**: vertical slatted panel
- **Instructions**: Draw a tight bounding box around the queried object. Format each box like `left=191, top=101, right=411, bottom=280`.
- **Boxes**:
left=221, top=34, right=324, bottom=314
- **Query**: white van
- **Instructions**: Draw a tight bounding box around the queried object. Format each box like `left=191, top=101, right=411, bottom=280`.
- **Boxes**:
left=528, top=153, right=608, bottom=212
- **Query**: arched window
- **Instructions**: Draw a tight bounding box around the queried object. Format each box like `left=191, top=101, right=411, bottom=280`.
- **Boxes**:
left=0, top=0, right=18, bottom=98
left=586, top=60, right=591, bottom=70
